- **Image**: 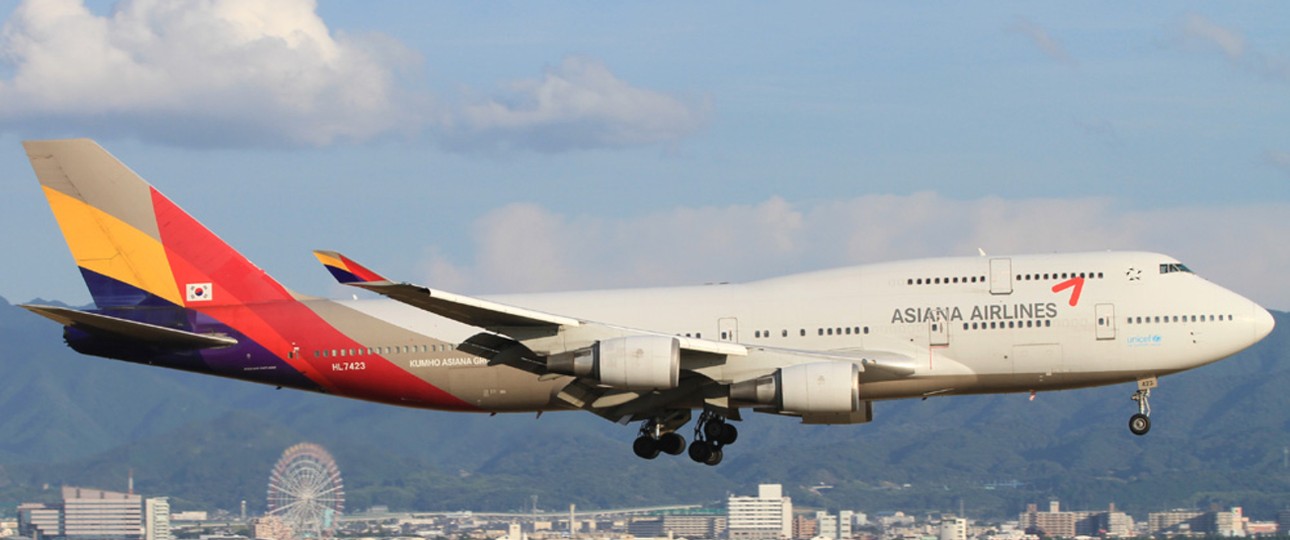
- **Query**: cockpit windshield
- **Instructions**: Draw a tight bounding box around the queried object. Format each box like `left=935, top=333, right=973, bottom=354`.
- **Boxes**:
left=1159, top=262, right=1192, bottom=274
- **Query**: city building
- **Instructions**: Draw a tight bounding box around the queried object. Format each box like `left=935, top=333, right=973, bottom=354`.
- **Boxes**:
left=64, top=487, right=143, bottom=540
left=629, top=513, right=727, bottom=539
left=1214, top=507, right=1245, bottom=537
left=1148, top=510, right=1209, bottom=536
left=144, top=498, right=170, bottom=540
left=728, top=484, right=792, bottom=540
left=939, top=518, right=966, bottom=540
left=791, top=515, right=817, bottom=540
left=249, top=516, right=293, bottom=540
left=1244, top=521, right=1277, bottom=536
left=18, top=503, right=63, bottom=540
left=1019, top=501, right=1133, bottom=538
left=814, top=511, right=852, bottom=540
left=18, top=487, right=147, bottom=540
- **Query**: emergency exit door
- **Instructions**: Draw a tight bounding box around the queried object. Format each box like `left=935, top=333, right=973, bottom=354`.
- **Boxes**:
left=1095, top=303, right=1116, bottom=340
left=990, top=258, right=1013, bottom=295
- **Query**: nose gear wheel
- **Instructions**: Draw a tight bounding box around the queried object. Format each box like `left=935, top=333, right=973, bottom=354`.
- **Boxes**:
left=1129, top=388, right=1152, bottom=436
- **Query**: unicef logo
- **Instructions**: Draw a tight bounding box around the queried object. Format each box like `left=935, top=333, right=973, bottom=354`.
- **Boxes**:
left=1127, top=335, right=1163, bottom=347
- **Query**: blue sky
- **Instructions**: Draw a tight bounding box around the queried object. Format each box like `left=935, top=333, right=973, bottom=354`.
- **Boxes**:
left=0, top=1, right=1287, bottom=308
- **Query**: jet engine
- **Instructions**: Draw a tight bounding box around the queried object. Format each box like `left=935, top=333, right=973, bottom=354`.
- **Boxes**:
left=547, top=335, right=680, bottom=390
left=730, top=361, right=860, bottom=414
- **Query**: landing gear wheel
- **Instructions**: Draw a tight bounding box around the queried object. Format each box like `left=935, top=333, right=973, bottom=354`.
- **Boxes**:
left=688, top=440, right=712, bottom=463
left=703, top=419, right=726, bottom=440
left=658, top=432, right=686, bottom=455
left=691, top=410, right=736, bottom=465
left=1129, top=385, right=1153, bottom=436
left=718, top=423, right=738, bottom=445
left=1129, top=413, right=1151, bottom=436
left=633, top=436, right=660, bottom=459
left=704, top=447, right=724, bottom=466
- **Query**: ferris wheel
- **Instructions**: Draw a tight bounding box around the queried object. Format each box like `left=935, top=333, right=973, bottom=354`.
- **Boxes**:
left=266, top=443, right=345, bottom=538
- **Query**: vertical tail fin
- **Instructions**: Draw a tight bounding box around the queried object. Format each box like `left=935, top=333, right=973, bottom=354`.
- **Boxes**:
left=25, top=139, right=293, bottom=309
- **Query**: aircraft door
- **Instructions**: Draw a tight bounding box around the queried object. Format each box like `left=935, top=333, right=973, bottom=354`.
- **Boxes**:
left=718, top=317, right=739, bottom=342
left=990, top=258, right=1013, bottom=295
left=1095, top=303, right=1116, bottom=340
left=929, top=317, right=949, bottom=347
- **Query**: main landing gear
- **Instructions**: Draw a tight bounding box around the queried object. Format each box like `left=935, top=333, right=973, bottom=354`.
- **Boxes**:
left=632, top=411, right=690, bottom=460
left=688, top=410, right=738, bottom=466
left=1128, top=377, right=1157, bottom=436
left=632, top=410, right=739, bottom=466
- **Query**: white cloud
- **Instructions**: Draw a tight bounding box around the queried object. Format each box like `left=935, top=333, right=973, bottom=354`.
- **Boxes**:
left=0, top=0, right=423, bottom=147
left=1264, top=149, right=1290, bottom=177
left=1179, top=14, right=1290, bottom=82
left=442, top=57, right=711, bottom=153
left=1008, top=18, right=1075, bottom=66
left=423, top=194, right=1290, bottom=310
left=1182, top=14, right=1245, bottom=60
left=0, top=1, right=704, bottom=152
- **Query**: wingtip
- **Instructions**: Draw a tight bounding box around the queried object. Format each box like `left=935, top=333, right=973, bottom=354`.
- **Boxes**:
left=312, top=250, right=388, bottom=284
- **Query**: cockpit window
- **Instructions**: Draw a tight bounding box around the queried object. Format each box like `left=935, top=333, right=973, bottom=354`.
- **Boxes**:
left=1160, top=263, right=1193, bottom=274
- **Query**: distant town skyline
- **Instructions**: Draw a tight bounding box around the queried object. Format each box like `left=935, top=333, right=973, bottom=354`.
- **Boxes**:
left=11, top=483, right=1284, bottom=540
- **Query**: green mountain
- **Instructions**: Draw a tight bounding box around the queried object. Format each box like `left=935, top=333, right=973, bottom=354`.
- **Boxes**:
left=0, top=295, right=1287, bottom=520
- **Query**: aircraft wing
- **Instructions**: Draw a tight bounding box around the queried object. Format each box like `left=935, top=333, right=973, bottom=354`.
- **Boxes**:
left=315, top=250, right=580, bottom=328
left=314, top=250, right=742, bottom=354
left=353, top=280, right=583, bottom=329
left=314, top=250, right=913, bottom=423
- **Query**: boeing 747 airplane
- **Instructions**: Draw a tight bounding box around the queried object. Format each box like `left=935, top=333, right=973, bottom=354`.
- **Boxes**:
left=20, top=139, right=1276, bottom=465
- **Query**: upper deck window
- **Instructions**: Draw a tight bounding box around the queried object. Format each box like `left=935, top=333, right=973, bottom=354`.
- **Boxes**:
left=1160, top=263, right=1193, bottom=274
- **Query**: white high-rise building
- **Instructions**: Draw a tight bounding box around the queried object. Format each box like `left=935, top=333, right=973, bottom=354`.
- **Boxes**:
left=18, top=503, right=63, bottom=540
left=144, top=498, right=171, bottom=540
left=814, top=511, right=852, bottom=540
left=62, top=487, right=143, bottom=540
left=939, top=518, right=967, bottom=540
left=728, top=484, right=792, bottom=540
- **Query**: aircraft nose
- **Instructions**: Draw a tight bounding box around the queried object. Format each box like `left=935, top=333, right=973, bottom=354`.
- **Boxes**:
left=1253, top=302, right=1276, bottom=342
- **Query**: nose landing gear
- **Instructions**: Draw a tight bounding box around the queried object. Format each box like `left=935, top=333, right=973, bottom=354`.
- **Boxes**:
left=1128, top=378, right=1156, bottom=436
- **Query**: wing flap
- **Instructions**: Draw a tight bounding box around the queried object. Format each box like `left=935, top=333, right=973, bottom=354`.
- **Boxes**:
left=21, top=304, right=238, bottom=349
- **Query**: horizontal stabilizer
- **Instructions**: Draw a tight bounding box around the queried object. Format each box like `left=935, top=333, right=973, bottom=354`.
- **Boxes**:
left=21, top=304, right=238, bottom=349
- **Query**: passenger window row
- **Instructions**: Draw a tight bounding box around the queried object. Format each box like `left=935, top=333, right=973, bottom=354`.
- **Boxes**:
left=312, top=343, right=449, bottom=358
left=907, top=276, right=985, bottom=286
left=748, top=326, right=873, bottom=339
left=690, top=326, right=876, bottom=340
left=1017, top=271, right=1104, bottom=281
left=961, top=320, right=1052, bottom=331
left=1127, top=314, right=1232, bottom=325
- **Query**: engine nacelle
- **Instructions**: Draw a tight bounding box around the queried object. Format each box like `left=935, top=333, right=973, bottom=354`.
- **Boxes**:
left=730, top=361, right=860, bottom=414
left=547, top=335, right=680, bottom=390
